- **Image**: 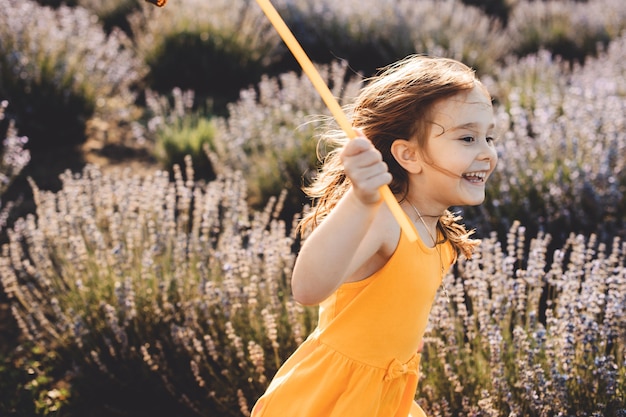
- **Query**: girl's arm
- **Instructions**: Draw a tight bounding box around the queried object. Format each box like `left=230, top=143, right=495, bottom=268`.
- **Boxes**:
left=291, top=135, right=393, bottom=305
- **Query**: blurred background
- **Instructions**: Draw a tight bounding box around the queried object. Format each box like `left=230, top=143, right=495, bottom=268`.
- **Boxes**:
left=0, top=0, right=625, bottom=416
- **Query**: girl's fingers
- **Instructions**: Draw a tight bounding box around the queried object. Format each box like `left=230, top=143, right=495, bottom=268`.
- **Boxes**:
left=340, top=137, right=383, bottom=169
left=338, top=131, right=391, bottom=204
left=349, top=158, right=389, bottom=182
left=340, top=136, right=374, bottom=157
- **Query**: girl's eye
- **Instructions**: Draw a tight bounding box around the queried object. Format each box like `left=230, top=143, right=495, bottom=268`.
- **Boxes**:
left=460, top=136, right=497, bottom=144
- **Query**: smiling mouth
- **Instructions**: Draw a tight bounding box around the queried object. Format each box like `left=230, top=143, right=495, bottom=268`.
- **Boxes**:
left=462, top=171, right=488, bottom=183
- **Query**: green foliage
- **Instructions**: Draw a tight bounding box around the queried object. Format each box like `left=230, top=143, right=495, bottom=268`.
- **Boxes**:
left=417, top=222, right=626, bottom=415
left=155, top=115, right=216, bottom=180
left=0, top=164, right=316, bottom=416
left=0, top=344, right=70, bottom=417
left=0, top=351, right=32, bottom=416
left=145, top=88, right=217, bottom=180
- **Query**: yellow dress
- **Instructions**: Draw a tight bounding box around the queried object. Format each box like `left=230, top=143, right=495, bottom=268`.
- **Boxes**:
left=251, top=230, right=455, bottom=417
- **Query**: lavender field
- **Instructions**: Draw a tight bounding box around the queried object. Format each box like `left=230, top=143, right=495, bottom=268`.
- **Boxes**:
left=0, top=0, right=625, bottom=416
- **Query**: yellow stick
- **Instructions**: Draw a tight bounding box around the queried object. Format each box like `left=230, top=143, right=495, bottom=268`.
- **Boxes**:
left=254, top=0, right=417, bottom=242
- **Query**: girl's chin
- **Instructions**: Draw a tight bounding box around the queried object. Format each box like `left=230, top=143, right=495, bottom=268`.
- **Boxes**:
left=458, top=191, right=486, bottom=206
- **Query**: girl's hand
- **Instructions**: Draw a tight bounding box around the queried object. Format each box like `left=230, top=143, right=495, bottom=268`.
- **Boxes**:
left=340, top=132, right=392, bottom=205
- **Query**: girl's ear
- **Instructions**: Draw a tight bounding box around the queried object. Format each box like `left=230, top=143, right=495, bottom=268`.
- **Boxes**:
left=391, top=139, right=423, bottom=174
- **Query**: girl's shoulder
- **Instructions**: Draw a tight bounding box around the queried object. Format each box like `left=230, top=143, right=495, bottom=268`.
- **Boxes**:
left=343, top=202, right=402, bottom=284
left=371, top=202, right=403, bottom=260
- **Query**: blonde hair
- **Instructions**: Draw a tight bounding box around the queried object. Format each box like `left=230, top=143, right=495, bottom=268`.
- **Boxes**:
left=299, top=55, right=487, bottom=258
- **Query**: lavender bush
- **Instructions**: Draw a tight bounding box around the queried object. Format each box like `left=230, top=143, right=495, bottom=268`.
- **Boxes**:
left=209, top=60, right=361, bottom=214
left=204, top=32, right=626, bottom=243
left=0, top=0, right=144, bottom=149
left=1, top=163, right=624, bottom=415
left=130, top=61, right=358, bottom=221
left=0, top=101, right=30, bottom=232
left=144, top=0, right=624, bottom=243
left=0, top=162, right=316, bottom=416
left=128, top=0, right=283, bottom=109
left=418, top=222, right=626, bottom=416
left=277, top=0, right=510, bottom=75
left=467, top=32, right=626, bottom=243
left=506, top=0, right=626, bottom=63
left=1, top=0, right=626, bottom=415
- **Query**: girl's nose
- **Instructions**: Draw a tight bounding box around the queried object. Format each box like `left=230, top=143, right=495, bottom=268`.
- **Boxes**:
left=478, top=139, right=498, bottom=164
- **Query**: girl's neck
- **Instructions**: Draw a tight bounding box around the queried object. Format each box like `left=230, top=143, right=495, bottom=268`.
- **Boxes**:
left=400, top=198, right=442, bottom=220
left=402, top=200, right=442, bottom=245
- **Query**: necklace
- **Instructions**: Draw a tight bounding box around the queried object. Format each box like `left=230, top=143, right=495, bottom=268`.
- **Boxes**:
left=408, top=201, right=451, bottom=303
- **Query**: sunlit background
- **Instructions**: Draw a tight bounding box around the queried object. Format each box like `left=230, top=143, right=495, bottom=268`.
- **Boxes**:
left=0, top=0, right=625, bottom=415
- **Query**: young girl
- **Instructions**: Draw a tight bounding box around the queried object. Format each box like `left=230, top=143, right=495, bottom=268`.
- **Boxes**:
left=251, top=55, right=498, bottom=417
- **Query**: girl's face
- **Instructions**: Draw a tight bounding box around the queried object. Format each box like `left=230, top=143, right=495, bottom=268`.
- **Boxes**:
left=413, top=84, right=498, bottom=211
